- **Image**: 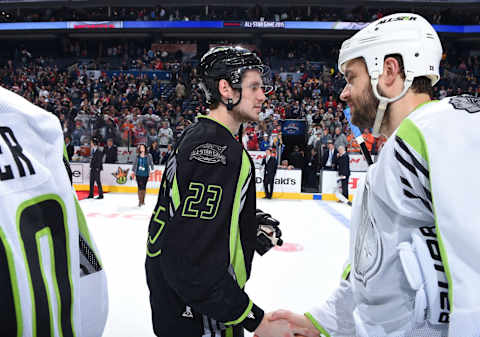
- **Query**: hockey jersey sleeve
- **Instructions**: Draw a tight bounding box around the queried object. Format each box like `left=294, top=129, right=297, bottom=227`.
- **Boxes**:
left=156, top=138, right=263, bottom=331
left=305, top=266, right=356, bottom=337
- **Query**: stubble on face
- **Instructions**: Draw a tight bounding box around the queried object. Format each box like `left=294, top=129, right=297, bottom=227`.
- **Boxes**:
left=233, top=70, right=264, bottom=123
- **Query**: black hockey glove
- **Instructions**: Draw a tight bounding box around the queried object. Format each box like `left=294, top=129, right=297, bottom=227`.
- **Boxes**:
left=255, top=209, right=283, bottom=256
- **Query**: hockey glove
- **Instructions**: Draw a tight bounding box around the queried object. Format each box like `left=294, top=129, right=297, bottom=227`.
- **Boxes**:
left=255, top=209, right=283, bottom=256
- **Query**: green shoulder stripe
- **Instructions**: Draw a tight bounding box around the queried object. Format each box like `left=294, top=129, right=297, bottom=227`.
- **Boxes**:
left=396, top=119, right=429, bottom=163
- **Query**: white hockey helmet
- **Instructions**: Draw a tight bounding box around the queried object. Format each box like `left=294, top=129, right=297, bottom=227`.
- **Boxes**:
left=338, top=13, right=443, bottom=136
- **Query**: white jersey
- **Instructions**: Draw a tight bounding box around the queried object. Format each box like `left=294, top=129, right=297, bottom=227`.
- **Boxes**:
left=0, top=86, right=108, bottom=337
left=307, top=96, right=480, bottom=337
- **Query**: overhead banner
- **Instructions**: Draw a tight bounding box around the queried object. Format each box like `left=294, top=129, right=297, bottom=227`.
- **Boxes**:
left=67, top=21, right=123, bottom=29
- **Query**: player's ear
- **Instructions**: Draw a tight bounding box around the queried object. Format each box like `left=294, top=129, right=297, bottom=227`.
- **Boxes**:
left=218, top=79, right=233, bottom=100
left=382, top=57, right=402, bottom=87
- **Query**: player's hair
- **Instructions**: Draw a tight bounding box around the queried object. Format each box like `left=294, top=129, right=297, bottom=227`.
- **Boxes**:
left=389, top=54, right=433, bottom=97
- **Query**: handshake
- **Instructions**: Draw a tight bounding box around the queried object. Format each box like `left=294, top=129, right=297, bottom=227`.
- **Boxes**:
left=253, top=211, right=319, bottom=336
left=254, top=310, right=319, bottom=337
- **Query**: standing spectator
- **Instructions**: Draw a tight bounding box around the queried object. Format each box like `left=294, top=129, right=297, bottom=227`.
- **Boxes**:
left=160, top=143, right=173, bottom=165
left=132, top=144, right=154, bottom=207
left=149, top=140, right=161, bottom=165
left=261, top=149, right=277, bottom=199
left=288, top=145, right=304, bottom=170
left=336, top=145, right=350, bottom=204
left=87, top=138, right=104, bottom=199
left=304, top=147, right=321, bottom=191
left=333, top=126, right=348, bottom=150
left=322, top=140, right=337, bottom=170
left=158, top=121, right=173, bottom=147
left=65, top=135, right=74, bottom=161
left=103, top=138, right=118, bottom=164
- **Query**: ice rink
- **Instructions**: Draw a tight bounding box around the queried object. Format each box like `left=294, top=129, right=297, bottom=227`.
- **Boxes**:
left=82, top=193, right=351, bottom=337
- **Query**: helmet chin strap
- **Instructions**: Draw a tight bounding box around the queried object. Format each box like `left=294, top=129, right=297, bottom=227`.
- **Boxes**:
left=222, top=90, right=243, bottom=111
left=370, top=71, right=414, bottom=137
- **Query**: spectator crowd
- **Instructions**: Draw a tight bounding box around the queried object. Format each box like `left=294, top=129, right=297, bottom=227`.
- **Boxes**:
left=1, top=36, right=479, bottom=186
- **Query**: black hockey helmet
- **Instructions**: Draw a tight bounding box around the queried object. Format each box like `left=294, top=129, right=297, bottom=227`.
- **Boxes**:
left=198, top=46, right=273, bottom=108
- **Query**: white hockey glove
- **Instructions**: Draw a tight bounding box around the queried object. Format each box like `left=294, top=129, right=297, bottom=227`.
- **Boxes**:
left=255, top=209, right=283, bottom=256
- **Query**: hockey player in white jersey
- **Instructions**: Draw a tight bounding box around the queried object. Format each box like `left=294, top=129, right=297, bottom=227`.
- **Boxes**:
left=267, top=13, right=480, bottom=337
left=0, top=86, right=108, bottom=337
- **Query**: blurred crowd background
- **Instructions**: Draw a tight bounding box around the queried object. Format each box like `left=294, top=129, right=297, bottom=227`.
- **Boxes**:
left=1, top=1, right=479, bottom=183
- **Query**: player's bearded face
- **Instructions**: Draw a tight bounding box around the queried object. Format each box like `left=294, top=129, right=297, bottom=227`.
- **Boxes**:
left=341, top=58, right=382, bottom=130
left=349, top=81, right=379, bottom=130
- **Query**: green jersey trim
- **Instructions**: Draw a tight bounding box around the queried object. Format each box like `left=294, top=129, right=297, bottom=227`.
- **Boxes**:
left=172, top=174, right=181, bottom=210
left=229, top=151, right=250, bottom=289
left=224, top=300, right=253, bottom=326
left=16, top=194, right=76, bottom=337
left=0, top=226, right=23, bottom=337
left=304, top=312, right=331, bottom=337
left=35, top=227, right=63, bottom=337
left=225, top=327, right=233, bottom=337
left=396, top=117, right=454, bottom=313
left=341, top=264, right=351, bottom=280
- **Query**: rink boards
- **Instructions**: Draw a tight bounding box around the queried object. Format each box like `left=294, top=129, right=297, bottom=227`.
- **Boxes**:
left=72, top=163, right=364, bottom=201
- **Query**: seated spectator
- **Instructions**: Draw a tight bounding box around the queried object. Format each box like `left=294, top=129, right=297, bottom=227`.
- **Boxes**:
left=333, top=126, right=348, bottom=150
left=259, top=134, right=271, bottom=151
left=279, top=159, right=294, bottom=170
left=362, top=128, right=375, bottom=152
left=246, top=131, right=259, bottom=151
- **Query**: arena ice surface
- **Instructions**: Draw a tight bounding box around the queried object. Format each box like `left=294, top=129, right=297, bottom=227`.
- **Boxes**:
left=81, top=193, right=351, bottom=337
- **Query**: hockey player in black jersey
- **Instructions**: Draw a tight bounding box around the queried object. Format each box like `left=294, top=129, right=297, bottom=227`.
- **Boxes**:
left=145, top=46, right=292, bottom=337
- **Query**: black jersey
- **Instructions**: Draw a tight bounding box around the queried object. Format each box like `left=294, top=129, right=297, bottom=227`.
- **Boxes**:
left=145, top=115, right=263, bottom=337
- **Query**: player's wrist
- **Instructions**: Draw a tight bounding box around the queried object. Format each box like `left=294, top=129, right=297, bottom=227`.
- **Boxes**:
left=241, top=302, right=264, bottom=332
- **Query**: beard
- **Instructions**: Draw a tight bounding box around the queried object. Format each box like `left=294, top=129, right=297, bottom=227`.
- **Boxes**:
left=350, top=82, right=392, bottom=133
left=350, top=82, right=379, bottom=130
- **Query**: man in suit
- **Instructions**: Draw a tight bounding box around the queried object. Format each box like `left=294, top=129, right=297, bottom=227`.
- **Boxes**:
left=103, top=138, right=118, bottom=164
left=65, top=135, right=74, bottom=161
left=261, top=149, right=277, bottom=199
left=336, top=145, right=351, bottom=204
left=322, top=140, right=337, bottom=171
left=88, top=138, right=104, bottom=199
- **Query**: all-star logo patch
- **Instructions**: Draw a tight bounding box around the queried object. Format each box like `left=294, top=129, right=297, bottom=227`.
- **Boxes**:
left=449, top=95, right=480, bottom=114
left=189, top=143, right=227, bottom=165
